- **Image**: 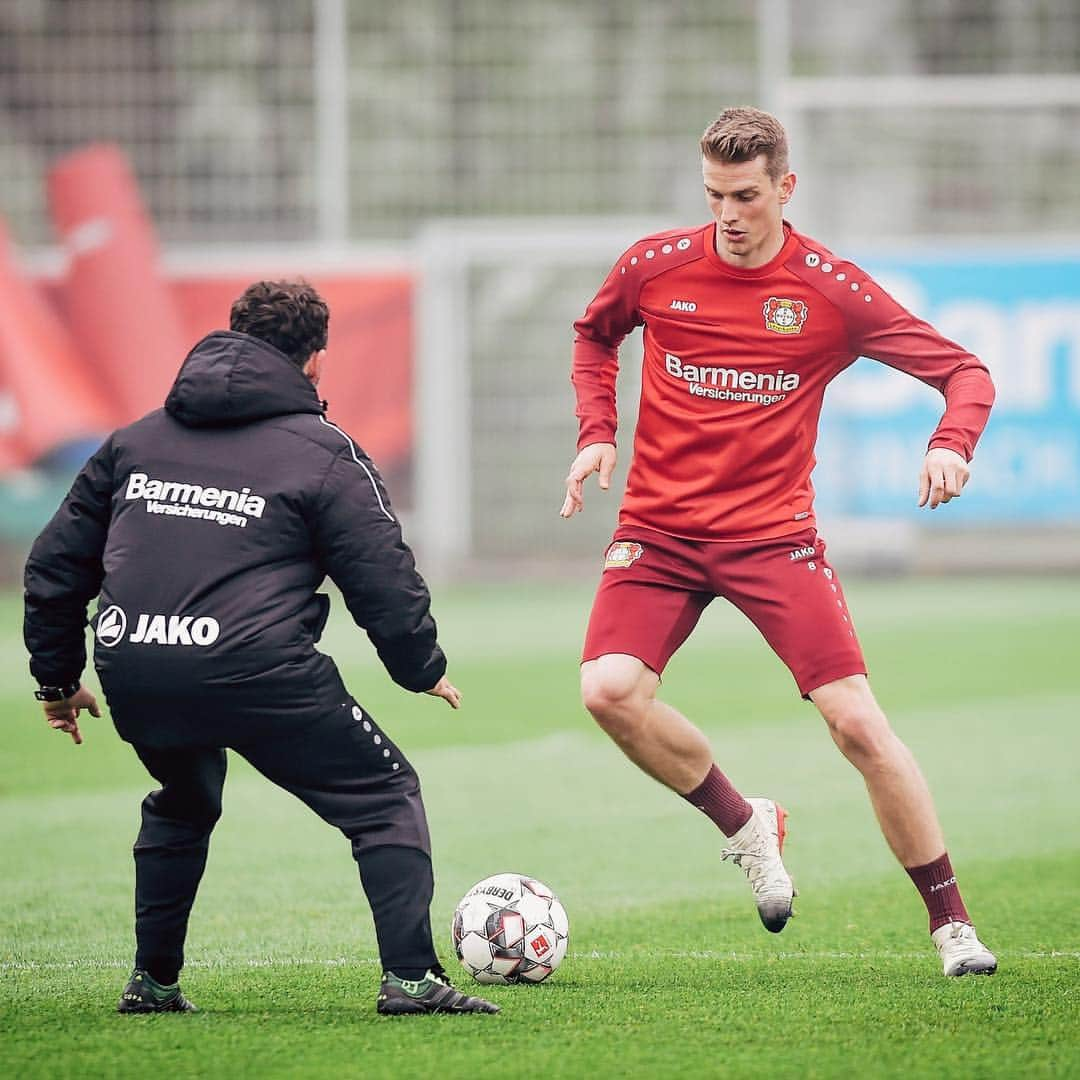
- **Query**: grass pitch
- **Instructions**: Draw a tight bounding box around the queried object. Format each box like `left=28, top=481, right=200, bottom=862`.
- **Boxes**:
left=2, top=577, right=1079, bottom=1078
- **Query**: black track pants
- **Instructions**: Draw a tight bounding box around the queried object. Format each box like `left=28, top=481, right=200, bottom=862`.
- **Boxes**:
left=128, top=699, right=437, bottom=983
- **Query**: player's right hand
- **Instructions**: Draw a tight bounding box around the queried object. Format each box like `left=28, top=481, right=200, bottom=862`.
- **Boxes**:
left=425, top=675, right=462, bottom=709
left=560, top=442, right=616, bottom=519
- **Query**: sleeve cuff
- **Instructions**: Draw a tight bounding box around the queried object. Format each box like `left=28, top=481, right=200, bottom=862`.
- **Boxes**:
left=927, top=438, right=971, bottom=462
left=577, top=427, right=617, bottom=452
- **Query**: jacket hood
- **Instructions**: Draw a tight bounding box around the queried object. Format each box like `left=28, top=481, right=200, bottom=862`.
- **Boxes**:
left=164, top=330, right=325, bottom=427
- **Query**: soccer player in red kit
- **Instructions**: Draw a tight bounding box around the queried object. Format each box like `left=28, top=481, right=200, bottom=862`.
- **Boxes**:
left=562, top=107, right=997, bottom=977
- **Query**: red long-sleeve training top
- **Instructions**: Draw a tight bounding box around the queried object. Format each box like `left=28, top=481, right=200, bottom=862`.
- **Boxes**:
left=572, top=221, right=995, bottom=541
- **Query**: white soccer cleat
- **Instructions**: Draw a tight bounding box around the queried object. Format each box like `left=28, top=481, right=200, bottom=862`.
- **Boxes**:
left=932, top=921, right=998, bottom=977
left=721, top=797, right=796, bottom=933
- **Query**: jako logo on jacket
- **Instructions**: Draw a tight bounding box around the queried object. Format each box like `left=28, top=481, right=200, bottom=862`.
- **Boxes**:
left=96, top=605, right=220, bottom=647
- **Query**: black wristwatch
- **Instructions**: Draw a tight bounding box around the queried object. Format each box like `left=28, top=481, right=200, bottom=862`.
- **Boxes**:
left=34, top=681, right=81, bottom=702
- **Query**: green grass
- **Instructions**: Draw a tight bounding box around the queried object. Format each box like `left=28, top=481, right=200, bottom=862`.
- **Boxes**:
left=2, top=578, right=1079, bottom=1078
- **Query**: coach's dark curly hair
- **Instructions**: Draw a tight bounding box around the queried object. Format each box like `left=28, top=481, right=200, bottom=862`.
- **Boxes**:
left=229, top=279, right=329, bottom=366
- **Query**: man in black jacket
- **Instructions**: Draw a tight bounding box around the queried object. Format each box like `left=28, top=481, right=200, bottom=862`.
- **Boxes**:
left=24, top=280, right=498, bottom=1016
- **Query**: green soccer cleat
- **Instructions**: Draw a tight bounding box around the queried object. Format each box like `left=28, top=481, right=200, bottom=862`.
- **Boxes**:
left=117, top=969, right=198, bottom=1014
left=377, top=965, right=500, bottom=1015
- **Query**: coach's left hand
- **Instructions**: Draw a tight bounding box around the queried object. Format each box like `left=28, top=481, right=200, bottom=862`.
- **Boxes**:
left=425, top=675, right=462, bottom=710
left=42, top=685, right=101, bottom=745
left=918, top=447, right=970, bottom=510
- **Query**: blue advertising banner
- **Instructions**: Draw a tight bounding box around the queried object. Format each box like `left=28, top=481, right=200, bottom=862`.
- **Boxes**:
left=814, top=253, right=1080, bottom=523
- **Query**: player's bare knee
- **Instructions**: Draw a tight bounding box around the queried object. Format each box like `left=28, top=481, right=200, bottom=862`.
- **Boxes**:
left=579, top=673, right=631, bottom=723
left=824, top=708, right=894, bottom=766
left=580, top=668, right=648, bottom=735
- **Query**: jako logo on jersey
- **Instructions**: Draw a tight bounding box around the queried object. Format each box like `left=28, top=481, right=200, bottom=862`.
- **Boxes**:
left=670, top=299, right=697, bottom=312
left=95, top=605, right=128, bottom=647
left=664, top=353, right=800, bottom=392
left=125, top=471, right=265, bottom=527
left=789, top=546, right=816, bottom=562
left=605, top=541, right=644, bottom=569
left=763, top=297, right=808, bottom=335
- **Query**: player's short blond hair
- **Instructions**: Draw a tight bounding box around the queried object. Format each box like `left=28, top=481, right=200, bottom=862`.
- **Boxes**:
left=700, top=107, right=789, bottom=181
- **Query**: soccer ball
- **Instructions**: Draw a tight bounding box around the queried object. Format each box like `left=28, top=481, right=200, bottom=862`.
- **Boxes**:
left=452, top=873, right=569, bottom=985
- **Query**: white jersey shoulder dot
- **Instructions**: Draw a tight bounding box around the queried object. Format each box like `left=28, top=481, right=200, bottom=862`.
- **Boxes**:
left=812, top=251, right=876, bottom=305
left=622, top=232, right=701, bottom=273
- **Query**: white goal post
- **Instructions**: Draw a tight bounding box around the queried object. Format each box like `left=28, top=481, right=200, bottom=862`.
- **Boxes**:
left=414, top=217, right=665, bottom=577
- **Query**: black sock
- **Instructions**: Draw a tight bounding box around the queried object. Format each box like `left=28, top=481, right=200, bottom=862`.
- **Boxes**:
left=390, top=967, right=431, bottom=980
left=141, top=959, right=180, bottom=986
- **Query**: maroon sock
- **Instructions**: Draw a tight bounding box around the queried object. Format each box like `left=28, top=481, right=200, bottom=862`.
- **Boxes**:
left=682, top=764, right=753, bottom=836
left=906, top=852, right=971, bottom=933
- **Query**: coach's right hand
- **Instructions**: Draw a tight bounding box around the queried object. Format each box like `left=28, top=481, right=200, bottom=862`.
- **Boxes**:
left=426, top=675, right=462, bottom=710
left=560, top=442, right=616, bottom=519
left=41, top=684, right=101, bottom=745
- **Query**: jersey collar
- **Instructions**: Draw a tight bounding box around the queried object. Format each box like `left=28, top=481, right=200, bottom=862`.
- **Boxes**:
left=703, top=220, right=797, bottom=278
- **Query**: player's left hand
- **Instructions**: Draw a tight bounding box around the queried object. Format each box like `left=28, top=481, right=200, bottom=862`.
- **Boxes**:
left=918, top=447, right=970, bottom=509
left=42, top=684, right=101, bottom=745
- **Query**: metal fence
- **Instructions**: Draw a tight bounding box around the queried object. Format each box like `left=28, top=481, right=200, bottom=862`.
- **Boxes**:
left=3, top=0, right=1079, bottom=248
left=3, top=0, right=1079, bottom=574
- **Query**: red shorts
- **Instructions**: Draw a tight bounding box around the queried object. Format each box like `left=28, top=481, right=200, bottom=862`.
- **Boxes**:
left=582, top=526, right=867, bottom=697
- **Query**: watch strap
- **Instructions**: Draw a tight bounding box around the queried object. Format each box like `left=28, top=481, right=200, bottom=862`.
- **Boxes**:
left=35, top=681, right=81, bottom=702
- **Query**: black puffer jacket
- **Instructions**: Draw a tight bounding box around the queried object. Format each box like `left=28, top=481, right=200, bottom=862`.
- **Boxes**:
left=24, top=331, right=445, bottom=723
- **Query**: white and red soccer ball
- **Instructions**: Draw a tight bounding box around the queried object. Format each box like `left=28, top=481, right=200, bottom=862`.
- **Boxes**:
left=452, top=873, right=569, bottom=984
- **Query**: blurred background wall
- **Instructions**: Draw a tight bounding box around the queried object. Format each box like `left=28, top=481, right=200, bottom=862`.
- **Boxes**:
left=1, top=0, right=1078, bottom=578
